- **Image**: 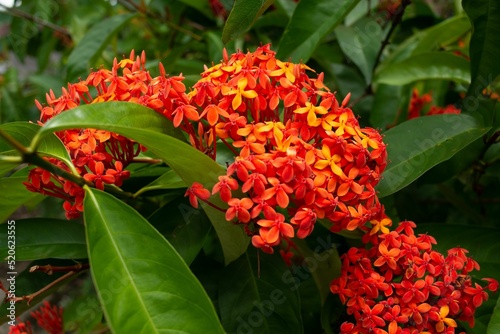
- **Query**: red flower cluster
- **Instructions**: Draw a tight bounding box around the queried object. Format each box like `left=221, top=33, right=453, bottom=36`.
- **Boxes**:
left=24, top=51, right=189, bottom=219
left=407, top=89, right=460, bottom=120
left=9, top=301, right=63, bottom=334
left=330, top=220, right=498, bottom=334
left=182, top=45, right=388, bottom=253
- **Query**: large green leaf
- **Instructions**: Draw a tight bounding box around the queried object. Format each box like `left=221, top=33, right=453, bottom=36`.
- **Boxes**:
left=222, top=0, right=273, bottom=44
left=0, top=122, right=73, bottom=176
left=0, top=218, right=86, bottom=260
left=463, top=0, right=500, bottom=98
left=83, top=187, right=225, bottom=333
left=218, top=250, right=303, bottom=334
left=66, top=14, right=136, bottom=80
left=276, top=0, right=360, bottom=63
left=32, top=101, right=248, bottom=264
left=377, top=114, right=490, bottom=197
left=374, top=52, right=471, bottom=86
left=335, top=18, right=385, bottom=84
left=0, top=177, right=44, bottom=222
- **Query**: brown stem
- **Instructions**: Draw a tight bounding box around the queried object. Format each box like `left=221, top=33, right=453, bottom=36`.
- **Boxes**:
left=30, top=263, right=89, bottom=275
left=372, top=0, right=412, bottom=72
left=10, top=271, right=79, bottom=306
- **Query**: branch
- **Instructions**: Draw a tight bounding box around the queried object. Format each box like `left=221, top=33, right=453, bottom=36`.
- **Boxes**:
left=116, top=0, right=203, bottom=41
left=372, top=0, right=412, bottom=72
left=30, top=263, right=89, bottom=275
left=9, top=271, right=80, bottom=306
left=0, top=4, right=70, bottom=37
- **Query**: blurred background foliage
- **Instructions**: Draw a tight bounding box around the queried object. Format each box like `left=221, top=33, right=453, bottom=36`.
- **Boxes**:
left=1, top=0, right=500, bottom=333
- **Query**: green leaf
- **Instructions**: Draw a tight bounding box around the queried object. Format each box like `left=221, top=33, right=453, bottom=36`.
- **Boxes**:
left=385, top=15, right=471, bottom=65
left=218, top=250, right=303, bottom=334
left=66, top=14, right=136, bottom=80
left=335, top=18, right=385, bottom=84
left=134, top=169, right=186, bottom=197
left=377, top=114, right=490, bottom=197
left=83, top=187, right=225, bottom=333
left=0, top=218, right=86, bottom=261
left=374, top=52, right=471, bottom=86
left=370, top=84, right=406, bottom=130
left=293, top=238, right=341, bottom=305
left=32, top=101, right=248, bottom=264
left=222, top=0, right=273, bottom=44
left=0, top=122, right=73, bottom=176
left=463, top=0, right=500, bottom=98
left=488, top=296, right=500, bottom=334
left=148, top=197, right=212, bottom=265
left=277, top=0, right=361, bottom=63
left=0, top=177, right=44, bottom=222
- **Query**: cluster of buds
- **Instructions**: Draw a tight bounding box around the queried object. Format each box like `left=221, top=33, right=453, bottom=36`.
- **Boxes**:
left=330, top=220, right=498, bottom=333
left=24, top=51, right=190, bottom=219
left=182, top=44, right=388, bottom=253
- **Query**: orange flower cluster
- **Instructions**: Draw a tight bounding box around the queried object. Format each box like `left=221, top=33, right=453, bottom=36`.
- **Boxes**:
left=25, top=51, right=188, bottom=219
left=183, top=45, right=388, bottom=253
left=407, top=89, right=460, bottom=120
left=330, top=220, right=498, bottom=334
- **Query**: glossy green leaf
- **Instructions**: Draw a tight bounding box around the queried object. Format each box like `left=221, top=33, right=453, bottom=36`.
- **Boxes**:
left=83, top=187, right=225, bottom=333
left=66, top=14, right=136, bottom=80
left=0, top=218, right=86, bottom=260
left=0, top=177, right=44, bottom=222
left=377, top=114, right=490, bottom=197
left=0, top=122, right=73, bottom=176
left=463, top=0, right=500, bottom=98
left=148, top=196, right=212, bottom=265
left=335, top=18, right=385, bottom=84
left=218, top=250, right=303, bottom=334
left=222, top=0, right=273, bottom=44
left=374, top=52, right=471, bottom=86
left=32, top=101, right=248, bottom=264
left=277, top=0, right=360, bottom=63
